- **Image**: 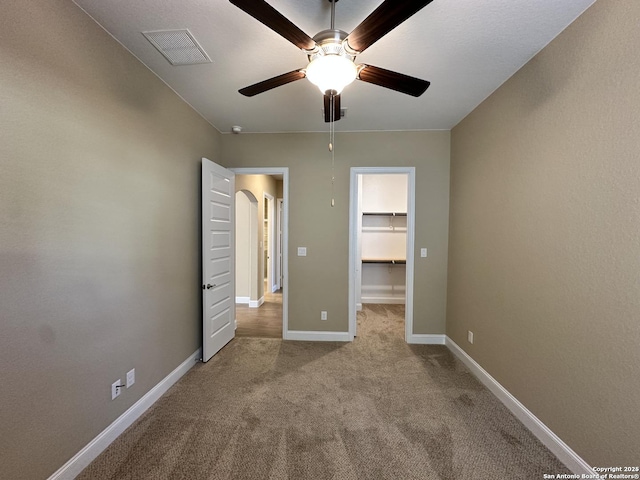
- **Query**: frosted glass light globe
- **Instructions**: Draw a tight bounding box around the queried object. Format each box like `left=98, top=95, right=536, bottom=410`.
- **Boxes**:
left=306, top=54, right=357, bottom=95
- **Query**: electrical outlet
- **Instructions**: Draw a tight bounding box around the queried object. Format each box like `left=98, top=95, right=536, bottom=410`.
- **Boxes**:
left=297, top=247, right=307, bottom=256
left=112, top=379, right=123, bottom=400
left=321, top=311, right=327, bottom=320
left=468, top=331, right=474, bottom=344
left=126, top=368, right=135, bottom=388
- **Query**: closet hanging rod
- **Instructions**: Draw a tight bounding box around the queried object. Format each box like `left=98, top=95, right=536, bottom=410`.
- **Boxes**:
left=362, top=259, right=407, bottom=265
left=362, top=212, right=407, bottom=216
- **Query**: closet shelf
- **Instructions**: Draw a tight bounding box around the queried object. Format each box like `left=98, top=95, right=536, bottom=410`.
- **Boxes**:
left=362, top=226, right=407, bottom=233
left=362, top=212, right=407, bottom=216
left=362, top=259, right=406, bottom=265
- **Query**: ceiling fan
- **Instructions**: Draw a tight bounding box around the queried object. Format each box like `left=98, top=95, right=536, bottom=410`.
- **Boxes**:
left=230, top=0, right=433, bottom=122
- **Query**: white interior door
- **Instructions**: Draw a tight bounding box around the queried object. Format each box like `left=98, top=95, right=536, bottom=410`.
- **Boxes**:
left=202, top=158, right=235, bottom=362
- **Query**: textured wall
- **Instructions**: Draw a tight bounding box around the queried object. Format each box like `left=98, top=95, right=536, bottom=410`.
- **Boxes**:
left=0, top=1, right=220, bottom=478
left=448, top=0, right=640, bottom=466
left=221, top=131, right=450, bottom=334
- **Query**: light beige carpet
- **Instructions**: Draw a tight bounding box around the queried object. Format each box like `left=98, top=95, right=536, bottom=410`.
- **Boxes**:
left=78, top=305, right=569, bottom=479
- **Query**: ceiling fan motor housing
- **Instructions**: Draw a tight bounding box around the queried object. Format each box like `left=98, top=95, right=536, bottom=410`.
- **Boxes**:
left=308, top=29, right=354, bottom=62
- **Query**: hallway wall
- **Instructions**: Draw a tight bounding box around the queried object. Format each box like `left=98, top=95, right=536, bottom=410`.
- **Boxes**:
left=235, top=175, right=278, bottom=302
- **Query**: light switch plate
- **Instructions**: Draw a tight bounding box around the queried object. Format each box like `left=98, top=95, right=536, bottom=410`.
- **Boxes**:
left=126, top=368, right=135, bottom=388
left=421, top=248, right=427, bottom=258
left=297, top=247, right=307, bottom=256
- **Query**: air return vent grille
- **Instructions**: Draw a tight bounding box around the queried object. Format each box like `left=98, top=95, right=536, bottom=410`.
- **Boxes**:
left=142, top=29, right=211, bottom=66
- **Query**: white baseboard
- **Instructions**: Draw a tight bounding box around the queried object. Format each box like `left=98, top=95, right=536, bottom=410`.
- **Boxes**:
left=356, top=303, right=363, bottom=311
left=445, top=337, right=595, bottom=476
left=285, top=330, right=351, bottom=342
left=249, top=296, right=264, bottom=308
left=361, top=286, right=406, bottom=305
left=238, top=297, right=264, bottom=307
left=407, top=333, right=446, bottom=345
left=48, top=349, right=201, bottom=480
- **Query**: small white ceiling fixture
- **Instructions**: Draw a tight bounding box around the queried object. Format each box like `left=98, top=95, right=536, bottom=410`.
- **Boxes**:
left=142, top=29, right=211, bottom=66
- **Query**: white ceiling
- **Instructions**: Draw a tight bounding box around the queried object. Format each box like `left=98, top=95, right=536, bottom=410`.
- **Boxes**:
left=72, top=0, right=595, bottom=134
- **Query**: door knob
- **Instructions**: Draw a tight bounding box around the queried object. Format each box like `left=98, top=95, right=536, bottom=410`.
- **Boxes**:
left=202, top=284, right=216, bottom=290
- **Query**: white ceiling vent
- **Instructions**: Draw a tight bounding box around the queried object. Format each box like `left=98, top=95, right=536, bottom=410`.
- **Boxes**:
left=142, top=29, right=211, bottom=66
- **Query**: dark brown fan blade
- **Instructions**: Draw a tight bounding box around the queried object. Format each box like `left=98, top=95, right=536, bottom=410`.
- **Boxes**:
left=323, top=94, right=342, bottom=123
left=358, top=64, right=430, bottom=97
left=230, top=0, right=316, bottom=51
left=345, top=0, right=434, bottom=53
left=239, top=70, right=306, bottom=97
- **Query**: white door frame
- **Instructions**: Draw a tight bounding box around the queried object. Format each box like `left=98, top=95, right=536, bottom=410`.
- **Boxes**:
left=276, top=198, right=283, bottom=290
left=230, top=168, right=289, bottom=338
left=263, top=192, right=276, bottom=293
left=348, top=167, right=416, bottom=342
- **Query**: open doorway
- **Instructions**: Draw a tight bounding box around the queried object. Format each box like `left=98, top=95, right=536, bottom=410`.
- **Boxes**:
left=263, top=192, right=276, bottom=294
left=349, top=167, right=416, bottom=343
left=232, top=169, right=288, bottom=339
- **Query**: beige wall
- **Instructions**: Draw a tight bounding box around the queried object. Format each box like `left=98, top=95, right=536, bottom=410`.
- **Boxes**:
left=448, top=0, right=639, bottom=466
left=221, top=131, right=450, bottom=333
left=235, top=191, right=253, bottom=298
left=0, top=1, right=220, bottom=478
left=235, top=175, right=278, bottom=300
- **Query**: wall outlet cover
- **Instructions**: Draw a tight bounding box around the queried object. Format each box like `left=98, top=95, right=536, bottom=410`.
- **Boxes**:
left=297, top=247, right=307, bottom=256
left=112, top=379, right=122, bottom=400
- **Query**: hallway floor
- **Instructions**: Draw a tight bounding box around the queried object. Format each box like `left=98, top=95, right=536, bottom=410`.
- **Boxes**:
left=235, top=284, right=282, bottom=338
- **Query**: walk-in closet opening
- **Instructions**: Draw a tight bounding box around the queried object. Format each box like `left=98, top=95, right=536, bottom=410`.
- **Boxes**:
left=233, top=172, right=287, bottom=339
left=349, top=167, right=416, bottom=342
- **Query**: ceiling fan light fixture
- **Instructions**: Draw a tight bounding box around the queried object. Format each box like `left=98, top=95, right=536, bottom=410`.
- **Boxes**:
left=306, top=54, right=357, bottom=95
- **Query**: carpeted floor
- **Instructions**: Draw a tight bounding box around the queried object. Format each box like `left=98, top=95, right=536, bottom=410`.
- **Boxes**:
left=78, top=305, right=569, bottom=479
